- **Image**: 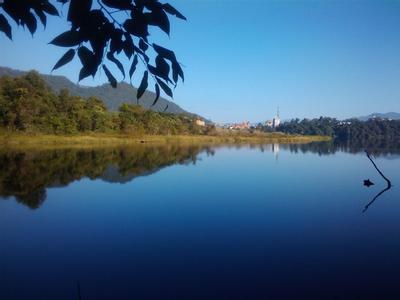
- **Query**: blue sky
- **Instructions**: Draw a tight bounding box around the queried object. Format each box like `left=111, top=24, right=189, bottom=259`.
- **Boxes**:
left=1, top=0, right=400, bottom=123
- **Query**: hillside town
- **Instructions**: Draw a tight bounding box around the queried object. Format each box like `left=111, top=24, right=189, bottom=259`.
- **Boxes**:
left=217, top=108, right=281, bottom=131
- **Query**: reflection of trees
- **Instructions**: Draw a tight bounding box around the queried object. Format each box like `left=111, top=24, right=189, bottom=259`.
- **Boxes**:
left=0, top=145, right=212, bottom=209
left=282, top=138, right=400, bottom=157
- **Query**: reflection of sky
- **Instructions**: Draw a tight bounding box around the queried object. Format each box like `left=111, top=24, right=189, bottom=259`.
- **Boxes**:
left=1, top=146, right=400, bottom=299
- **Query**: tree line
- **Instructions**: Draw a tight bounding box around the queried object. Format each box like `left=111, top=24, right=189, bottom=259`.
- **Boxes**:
left=0, top=71, right=213, bottom=135
left=275, top=117, right=400, bottom=141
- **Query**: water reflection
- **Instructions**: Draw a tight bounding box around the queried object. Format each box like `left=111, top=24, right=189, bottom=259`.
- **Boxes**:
left=0, top=145, right=215, bottom=209
left=282, top=138, right=400, bottom=157
left=1, top=140, right=399, bottom=210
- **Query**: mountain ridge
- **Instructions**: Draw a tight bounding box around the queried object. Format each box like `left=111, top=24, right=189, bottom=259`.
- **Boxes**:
left=0, top=66, right=199, bottom=117
left=357, top=112, right=400, bottom=121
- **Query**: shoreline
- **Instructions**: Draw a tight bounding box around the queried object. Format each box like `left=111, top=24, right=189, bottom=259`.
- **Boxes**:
left=0, top=133, right=331, bottom=149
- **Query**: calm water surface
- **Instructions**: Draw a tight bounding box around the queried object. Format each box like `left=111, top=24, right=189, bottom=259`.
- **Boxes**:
left=0, top=142, right=399, bottom=299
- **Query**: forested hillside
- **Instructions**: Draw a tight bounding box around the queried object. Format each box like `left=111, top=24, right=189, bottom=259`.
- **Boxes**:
left=0, top=67, right=194, bottom=115
left=0, top=71, right=211, bottom=135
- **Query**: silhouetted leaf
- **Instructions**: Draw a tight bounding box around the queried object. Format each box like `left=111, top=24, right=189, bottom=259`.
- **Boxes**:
left=42, top=2, right=59, bottom=16
left=123, top=33, right=134, bottom=58
left=0, top=14, right=12, bottom=40
left=110, top=28, right=123, bottom=54
left=24, top=12, right=37, bottom=35
left=152, top=83, right=160, bottom=106
left=50, top=30, right=81, bottom=47
left=123, top=15, right=148, bottom=39
left=129, top=55, right=138, bottom=82
left=153, top=43, right=176, bottom=61
left=172, top=62, right=184, bottom=82
left=106, top=52, right=125, bottom=78
left=78, top=46, right=96, bottom=80
left=78, top=46, right=94, bottom=64
left=154, top=55, right=171, bottom=83
left=139, top=39, right=148, bottom=52
left=156, top=77, right=173, bottom=98
left=162, top=3, right=186, bottom=20
left=103, top=65, right=117, bottom=88
left=163, top=104, right=169, bottom=112
left=79, top=66, right=92, bottom=81
left=102, top=0, right=132, bottom=10
left=34, top=9, right=46, bottom=27
left=68, top=0, right=92, bottom=26
left=147, top=9, right=170, bottom=35
left=137, top=71, right=148, bottom=99
left=52, top=49, right=75, bottom=71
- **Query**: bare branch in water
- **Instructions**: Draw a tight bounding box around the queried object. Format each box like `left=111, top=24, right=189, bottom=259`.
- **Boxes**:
left=363, top=185, right=392, bottom=212
left=365, top=150, right=392, bottom=187
left=363, top=150, right=392, bottom=212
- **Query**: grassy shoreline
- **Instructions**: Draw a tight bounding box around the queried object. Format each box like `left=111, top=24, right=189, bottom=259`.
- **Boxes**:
left=0, top=132, right=331, bottom=149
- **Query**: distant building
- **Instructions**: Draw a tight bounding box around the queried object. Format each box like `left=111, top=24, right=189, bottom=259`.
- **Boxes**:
left=229, top=121, right=250, bottom=130
left=265, top=120, right=273, bottom=127
left=272, top=107, right=280, bottom=128
left=265, top=108, right=281, bottom=128
left=195, top=119, right=206, bottom=126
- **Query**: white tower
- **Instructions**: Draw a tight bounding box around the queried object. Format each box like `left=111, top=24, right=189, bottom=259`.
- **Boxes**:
left=273, top=107, right=280, bottom=128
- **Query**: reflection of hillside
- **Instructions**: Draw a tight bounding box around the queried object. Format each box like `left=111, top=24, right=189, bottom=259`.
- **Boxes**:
left=0, top=145, right=213, bottom=209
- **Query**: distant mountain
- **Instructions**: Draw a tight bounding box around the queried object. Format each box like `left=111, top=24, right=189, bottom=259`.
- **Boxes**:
left=357, top=112, right=400, bottom=121
left=0, top=66, right=197, bottom=116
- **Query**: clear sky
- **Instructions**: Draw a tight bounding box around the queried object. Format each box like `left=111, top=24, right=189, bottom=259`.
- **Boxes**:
left=1, top=0, right=400, bottom=123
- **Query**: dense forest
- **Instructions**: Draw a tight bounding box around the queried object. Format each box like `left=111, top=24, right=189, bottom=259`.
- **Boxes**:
left=0, top=71, right=212, bottom=135
left=276, top=117, right=400, bottom=141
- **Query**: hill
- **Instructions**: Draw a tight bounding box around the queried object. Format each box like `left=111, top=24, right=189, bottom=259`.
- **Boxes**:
left=357, top=112, right=400, bottom=121
left=0, top=66, right=196, bottom=116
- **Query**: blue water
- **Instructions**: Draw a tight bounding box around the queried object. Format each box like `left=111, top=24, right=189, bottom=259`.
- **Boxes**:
left=0, top=143, right=399, bottom=299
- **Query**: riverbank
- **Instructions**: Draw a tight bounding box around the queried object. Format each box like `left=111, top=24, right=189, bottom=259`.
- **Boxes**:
left=0, top=132, right=331, bottom=149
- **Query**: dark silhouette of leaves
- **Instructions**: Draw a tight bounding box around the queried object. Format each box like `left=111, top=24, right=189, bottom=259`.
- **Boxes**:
left=102, top=0, right=132, bottom=10
left=42, top=2, right=59, bottom=16
left=139, top=39, right=149, bottom=52
left=68, top=0, right=92, bottom=26
left=34, top=8, right=47, bottom=27
left=107, top=52, right=125, bottom=78
left=137, top=71, right=148, bottom=99
left=1, top=0, right=186, bottom=95
left=103, top=65, right=117, bottom=88
left=153, top=83, right=160, bottom=106
left=156, top=77, right=173, bottom=98
left=153, top=43, right=176, bottom=61
left=129, top=55, right=138, bottom=82
left=78, top=46, right=96, bottom=80
left=50, top=30, right=81, bottom=47
left=155, top=56, right=170, bottom=80
left=162, top=3, right=186, bottom=20
left=23, top=12, right=37, bottom=35
left=147, top=7, right=170, bottom=35
left=52, top=49, right=76, bottom=71
left=0, top=14, right=12, bottom=40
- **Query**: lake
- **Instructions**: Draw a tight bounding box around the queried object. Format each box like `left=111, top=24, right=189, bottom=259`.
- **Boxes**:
left=1, top=142, right=399, bottom=299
